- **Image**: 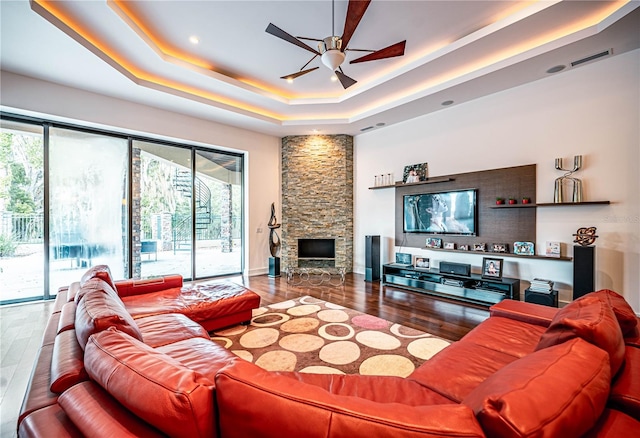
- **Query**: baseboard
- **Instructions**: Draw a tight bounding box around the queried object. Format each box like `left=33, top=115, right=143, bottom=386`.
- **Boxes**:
left=247, top=267, right=268, bottom=276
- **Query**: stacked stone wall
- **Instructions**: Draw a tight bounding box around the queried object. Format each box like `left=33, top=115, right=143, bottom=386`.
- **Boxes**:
left=281, top=135, right=353, bottom=271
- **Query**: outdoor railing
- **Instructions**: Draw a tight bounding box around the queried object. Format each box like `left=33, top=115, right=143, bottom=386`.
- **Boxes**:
left=0, top=212, right=43, bottom=243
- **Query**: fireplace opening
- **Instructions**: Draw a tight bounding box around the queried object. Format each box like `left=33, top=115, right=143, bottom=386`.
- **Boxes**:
left=298, top=238, right=335, bottom=259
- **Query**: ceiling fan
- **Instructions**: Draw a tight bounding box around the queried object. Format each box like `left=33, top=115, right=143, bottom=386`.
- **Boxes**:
left=265, top=0, right=406, bottom=89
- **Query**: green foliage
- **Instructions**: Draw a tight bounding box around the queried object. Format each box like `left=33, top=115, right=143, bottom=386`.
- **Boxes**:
left=0, top=131, right=43, bottom=214
left=0, top=234, right=17, bottom=257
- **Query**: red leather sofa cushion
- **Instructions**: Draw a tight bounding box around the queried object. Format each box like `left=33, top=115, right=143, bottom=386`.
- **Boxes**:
left=215, top=360, right=485, bottom=438
left=408, top=338, right=521, bottom=403
left=66, top=281, right=80, bottom=303
left=50, top=329, right=88, bottom=393
left=114, top=274, right=183, bottom=298
left=135, top=313, right=209, bottom=348
left=536, top=294, right=625, bottom=376
left=18, top=344, right=58, bottom=425
left=489, top=299, right=558, bottom=327
left=84, top=328, right=217, bottom=438
left=58, top=381, right=165, bottom=437
left=463, top=338, right=610, bottom=438
left=80, top=264, right=117, bottom=291
left=75, top=289, right=143, bottom=350
left=74, top=277, right=121, bottom=305
left=57, top=301, right=76, bottom=334
left=156, top=337, right=241, bottom=376
left=18, top=404, right=82, bottom=438
left=609, top=345, right=640, bottom=420
left=582, top=409, right=640, bottom=437
left=591, top=289, right=638, bottom=336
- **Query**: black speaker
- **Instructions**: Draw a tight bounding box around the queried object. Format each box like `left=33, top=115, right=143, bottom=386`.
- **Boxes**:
left=365, top=235, right=380, bottom=282
left=573, top=245, right=595, bottom=300
left=439, top=261, right=471, bottom=277
left=268, top=256, right=280, bottom=278
left=525, top=289, right=558, bottom=307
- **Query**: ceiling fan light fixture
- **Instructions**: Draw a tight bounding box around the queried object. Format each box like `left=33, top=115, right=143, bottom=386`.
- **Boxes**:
left=321, top=49, right=345, bottom=71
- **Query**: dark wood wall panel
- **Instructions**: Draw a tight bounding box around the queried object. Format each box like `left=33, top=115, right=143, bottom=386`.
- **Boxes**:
left=395, top=164, right=536, bottom=250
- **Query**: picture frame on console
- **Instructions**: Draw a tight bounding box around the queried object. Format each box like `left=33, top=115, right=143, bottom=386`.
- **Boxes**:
left=492, top=243, right=508, bottom=253
left=426, top=237, right=443, bottom=248
left=444, top=242, right=456, bottom=250
left=459, top=245, right=469, bottom=251
left=415, top=257, right=430, bottom=269
left=473, top=243, right=486, bottom=252
left=514, top=241, right=535, bottom=256
left=482, top=257, right=503, bottom=279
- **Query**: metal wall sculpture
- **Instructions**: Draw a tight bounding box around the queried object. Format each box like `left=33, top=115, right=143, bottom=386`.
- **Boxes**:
left=268, top=202, right=281, bottom=257
left=554, top=155, right=583, bottom=203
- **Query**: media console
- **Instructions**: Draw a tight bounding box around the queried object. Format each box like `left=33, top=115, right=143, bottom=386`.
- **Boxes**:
left=382, top=264, right=520, bottom=306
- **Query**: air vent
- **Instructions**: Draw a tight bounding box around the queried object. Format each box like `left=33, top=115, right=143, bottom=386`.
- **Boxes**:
left=571, top=50, right=612, bottom=67
left=360, top=126, right=375, bottom=132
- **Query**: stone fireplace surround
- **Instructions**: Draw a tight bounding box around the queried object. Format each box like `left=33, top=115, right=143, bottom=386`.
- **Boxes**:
left=281, top=135, right=353, bottom=271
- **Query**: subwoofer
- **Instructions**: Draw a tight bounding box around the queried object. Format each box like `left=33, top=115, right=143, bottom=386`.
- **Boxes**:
left=573, top=245, right=595, bottom=300
left=525, top=289, right=558, bottom=307
left=439, top=261, right=471, bottom=277
left=365, top=235, right=380, bottom=282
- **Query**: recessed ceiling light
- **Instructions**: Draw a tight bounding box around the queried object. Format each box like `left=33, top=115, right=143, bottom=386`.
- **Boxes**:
left=286, top=78, right=294, bottom=84
left=189, top=36, right=199, bottom=45
left=546, top=65, right=566, bottom=74
left=441, top=100, right=454, bottom=106
left=376, top=122, right=386, bottom=127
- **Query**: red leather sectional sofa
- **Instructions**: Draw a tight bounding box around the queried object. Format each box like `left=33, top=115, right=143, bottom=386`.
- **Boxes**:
left=17, top=264, right=640, bottom=437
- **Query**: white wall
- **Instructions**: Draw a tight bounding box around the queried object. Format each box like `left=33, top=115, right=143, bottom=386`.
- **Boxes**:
left=354, top=49, right=640, bottom=312
left=0, top=72, right=281, bottom=277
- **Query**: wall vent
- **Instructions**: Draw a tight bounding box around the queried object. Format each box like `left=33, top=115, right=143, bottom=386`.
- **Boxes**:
left=360, top=126, right=374, bottom=132
left=571, top=49, right=612, bottom=67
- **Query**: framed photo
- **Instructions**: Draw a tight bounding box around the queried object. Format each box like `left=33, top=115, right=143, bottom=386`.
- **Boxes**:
left=459, top=244, right=469, bottom=251
left=426, top=237, right=442, bottom=248
left=514, top=241, right=535, bottom=256
left=414, top=257, right=430, bottom=269
left=482, top=257, right=504, bottom=279
left=491, top=243, right=508, bottom=253
left=473, top=243, right=486, bottom=252
left=444, top=242, right=456, bottom=250
left=402, top=162, right=428, bottom=183
left=545, top=241, right=561, bottom=257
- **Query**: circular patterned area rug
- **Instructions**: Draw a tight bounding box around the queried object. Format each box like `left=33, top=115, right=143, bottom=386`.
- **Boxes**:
left=211, top=296, right=451, bottom=376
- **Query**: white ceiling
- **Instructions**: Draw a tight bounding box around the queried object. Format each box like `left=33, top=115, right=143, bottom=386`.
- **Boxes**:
left=1, top=1, right=639, bottom=137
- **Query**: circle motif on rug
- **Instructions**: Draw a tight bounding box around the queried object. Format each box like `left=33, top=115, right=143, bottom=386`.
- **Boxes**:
left=252, top=306, right=269, bottom=316
left=209, top=337, right=232, bottom=349
left=325, top=302, right=345, bottom=310
left=251, top=313, right=290, bottom=327
left=239, top=328, right=280, bottom=349
left=255, top=350, right=297, bottom=372
left=319, top=341, right=360, bottom=365
left=355, top=330, right=402, bottom=350
left=300, top=366, right=345, bottom=375
left=299, top=296, right=325, bottom=305
left=389, top=323, right=431, bottom=339
left=318, top=323, right=355, bottom=341
left=280, top=317, right=319, bottom=333
left=213, top=325, right=247, bottom=336
left=232, top=350, right=254, bottom=363
left=287, top=304, right=321, bottom=316
left=317, top=309, right=349, bottom=323
left=352, top=314, right=389, bottom=330
left=359, top=355, right=415, bottom=377
left=279, top=334, right=325, bottom=353
left=269, top=299, right=297, bottom=309
left=407, top=338, right=451, bottom=360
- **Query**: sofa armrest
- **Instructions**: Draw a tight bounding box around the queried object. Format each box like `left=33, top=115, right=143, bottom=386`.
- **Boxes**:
left=114, top=275, right=183, bottom=297
left=489, top=299, right=558, bottom=327
left=215, top=361, right=485, bottom=438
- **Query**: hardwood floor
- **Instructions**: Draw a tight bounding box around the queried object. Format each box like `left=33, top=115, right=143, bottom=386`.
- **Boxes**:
left=0, top=272, right=488, bottom=437
left=239, top=272, right=489, bottom=341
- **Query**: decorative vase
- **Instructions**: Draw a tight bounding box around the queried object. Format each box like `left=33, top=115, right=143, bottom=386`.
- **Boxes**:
left=509, top=199, right=517, bottom=205
left=522, top=198, right=531, bottom=204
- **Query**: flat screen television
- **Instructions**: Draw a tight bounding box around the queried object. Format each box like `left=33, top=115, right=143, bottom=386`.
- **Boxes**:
left=403, top=189, right=477, bottom=235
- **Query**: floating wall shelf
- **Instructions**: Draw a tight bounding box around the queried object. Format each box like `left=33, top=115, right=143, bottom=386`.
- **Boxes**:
left=423, top=246, right=572, bottom=262
left=490, top=200, right=610, bottom=209
left=369, top=176, right=454, bottom=190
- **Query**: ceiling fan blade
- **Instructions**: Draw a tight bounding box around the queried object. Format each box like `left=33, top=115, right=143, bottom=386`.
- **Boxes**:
left=341, top=0, right=371, bottom=50
left=350, top=40, right=406, bottom=64
left=266, top=23, right=321, bottom=56
left=280, top=67, right=319, bottom=80
left=335, top=70, right=357, bottom=89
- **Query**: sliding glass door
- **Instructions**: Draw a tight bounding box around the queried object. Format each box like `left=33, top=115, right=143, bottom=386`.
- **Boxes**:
left=48, top=128, right=128, bottom=292
left=135, top=141, right=192, bottom=280
left=0, top=120, right=45, bottom=303
left=195, top=150, right=243, bottom=277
